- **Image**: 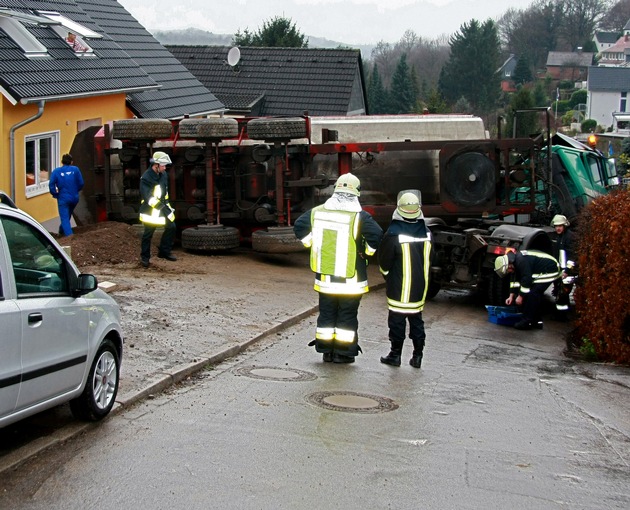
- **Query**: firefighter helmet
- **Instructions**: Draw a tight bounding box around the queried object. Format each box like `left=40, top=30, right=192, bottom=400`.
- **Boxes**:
left=551, top=214, right=570, bottom=227
left=151, top=151, right=172, bottom=165
left=397, top=190, right=422, bottom=219
left=494, top=252, right=515, bottom=277
left=334, top=173, right=361, bottom=196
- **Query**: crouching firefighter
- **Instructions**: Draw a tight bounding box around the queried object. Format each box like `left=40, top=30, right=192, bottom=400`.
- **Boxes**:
left=294, top=173, right=383, bottom=363
left=494, top=249, right=562, bottom=330
left=139, top=151, right=177, bottom=268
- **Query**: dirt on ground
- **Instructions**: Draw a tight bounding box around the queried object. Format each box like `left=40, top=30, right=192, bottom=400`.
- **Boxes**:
left=57, top=221, right=319, bottom=399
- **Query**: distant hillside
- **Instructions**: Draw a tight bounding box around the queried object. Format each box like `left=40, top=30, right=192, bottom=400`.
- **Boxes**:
left=152, top=28, right=374, bottom=59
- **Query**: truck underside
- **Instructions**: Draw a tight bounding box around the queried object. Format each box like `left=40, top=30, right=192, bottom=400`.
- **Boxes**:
left=71, top=112, right=615, bottom=304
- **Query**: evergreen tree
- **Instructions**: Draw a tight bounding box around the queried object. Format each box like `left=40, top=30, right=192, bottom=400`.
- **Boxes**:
left=507, top=87, right=538, bottom=138
left=513, top=55, right=533, bottom=85
left=390, top=54, right=416, bottom=114
left=438, top=19, right=502, bottom=114
left=367, top=65, right=388, bottom=114
left=233, top=16, right=308, bottom=47
left=425, top=88, right=449, bottom=114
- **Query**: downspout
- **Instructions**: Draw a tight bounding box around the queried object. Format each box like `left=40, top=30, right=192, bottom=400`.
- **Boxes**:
left=9, top=100, right=45, bottom=201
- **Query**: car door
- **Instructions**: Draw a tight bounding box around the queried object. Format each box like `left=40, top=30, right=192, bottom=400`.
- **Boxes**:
left=0, top=239, right=22, bottom=422
left=0, top=215, right=89, bottom=412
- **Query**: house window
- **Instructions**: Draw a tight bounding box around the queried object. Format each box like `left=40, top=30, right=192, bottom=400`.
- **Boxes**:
left=621, top=92, right=627, bottom=112
left=25, top=131, right=59, bottom=198
left=0, top=16, right=48, bottom=58
left=37, top=11, right=101, bottom=56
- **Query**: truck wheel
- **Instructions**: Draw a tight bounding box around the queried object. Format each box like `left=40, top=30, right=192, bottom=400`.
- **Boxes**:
left=252, top=227, right=306, bottom=253
left=112, top=119, right=173, bottom=140
left=181, top=225, right=240, bottom=251
left=487, top=272, right=510, bottom=306
left=425, top=279, right=441, bottom=300
left=247, top=118, right=307, bottom=140
left=69, top=339, right=119, bottom=421
left=178, top=118, right=239, bottom=139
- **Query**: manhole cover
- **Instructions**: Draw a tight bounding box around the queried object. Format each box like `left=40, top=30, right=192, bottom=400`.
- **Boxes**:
left=233, top=366, right=317, bottom=382
left=306, top=391, right=398, bottom=414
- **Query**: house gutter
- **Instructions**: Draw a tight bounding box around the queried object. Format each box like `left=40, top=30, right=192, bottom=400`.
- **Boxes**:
left=9, top=100, right=45, bottom=201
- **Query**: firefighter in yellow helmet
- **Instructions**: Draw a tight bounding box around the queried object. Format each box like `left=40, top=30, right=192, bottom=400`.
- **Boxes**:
left=378, top=190, right=432, bottom=368
left=139, top=151, right=177, bottom=268
left=293, top=173, right=383, bottom=363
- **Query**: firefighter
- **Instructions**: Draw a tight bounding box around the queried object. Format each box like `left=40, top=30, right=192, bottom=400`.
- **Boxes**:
left=494, top=250, right=562, bottom=330
left=551, top=214, right=577, bottom=318
left=294, top=173, right=383, bottom=363
left=378, top=190, right=432, bottom=369
left=139, top=151, right=177, bottom=268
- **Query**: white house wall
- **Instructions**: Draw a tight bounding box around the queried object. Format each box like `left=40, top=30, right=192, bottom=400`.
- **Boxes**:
left=587, top=91, right=622, bottom=128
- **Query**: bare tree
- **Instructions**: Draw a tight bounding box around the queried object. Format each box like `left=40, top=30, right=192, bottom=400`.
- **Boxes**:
left=598, top=0, right=630, bottom=32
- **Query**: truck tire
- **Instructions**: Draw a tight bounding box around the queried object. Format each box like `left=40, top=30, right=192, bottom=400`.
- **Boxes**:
left=181, top=225, right=240, bottom=251
left=112, top=119, right=173, bottom=140
left=251, top=227, right=306, bottom=253
left=487, top=271, right=510, bottom=306
left=178, top=118, right=239, bottom=139
left=425, top=279, right=441, bottom=300
left=247, top=117, right=307, bottom=141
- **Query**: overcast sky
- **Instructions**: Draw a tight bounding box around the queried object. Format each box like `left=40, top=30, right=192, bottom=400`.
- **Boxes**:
left=117, top=0, right=535, bottom=45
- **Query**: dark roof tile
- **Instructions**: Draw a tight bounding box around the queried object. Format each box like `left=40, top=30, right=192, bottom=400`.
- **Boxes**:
left=167, top=45, right=366, bottom=116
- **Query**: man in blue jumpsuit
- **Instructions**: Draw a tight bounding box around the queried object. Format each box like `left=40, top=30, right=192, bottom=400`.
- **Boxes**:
left=49, top=153, right=84, bottom=236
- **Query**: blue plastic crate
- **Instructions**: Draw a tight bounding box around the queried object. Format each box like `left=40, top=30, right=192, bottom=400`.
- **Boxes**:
left=485, top=305, right=523, bottom=326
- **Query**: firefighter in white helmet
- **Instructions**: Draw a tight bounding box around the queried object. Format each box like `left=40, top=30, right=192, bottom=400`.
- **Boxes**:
left=494, top=249, right=561, bottom=330
left=551, top=214, right=577, bottom=318
left=378, top=190, right=432, bottom=369
left=294, top=173, right=383, bottom=363
left=139, top=151, right=177, bottom=268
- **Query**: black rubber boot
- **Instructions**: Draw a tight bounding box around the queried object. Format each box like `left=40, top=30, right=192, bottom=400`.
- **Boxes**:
left=409, top=354, right=423, bottom=368
left=380, top=351, right=402, bottom=366
left=380, top=339, right=403, bottom=367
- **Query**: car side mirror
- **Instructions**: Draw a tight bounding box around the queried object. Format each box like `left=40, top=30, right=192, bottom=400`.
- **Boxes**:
left=73, top=273, right=98, bottom=297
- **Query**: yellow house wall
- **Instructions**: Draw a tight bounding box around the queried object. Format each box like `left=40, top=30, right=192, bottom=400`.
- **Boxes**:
left=1, top=94, right=129, bottom=226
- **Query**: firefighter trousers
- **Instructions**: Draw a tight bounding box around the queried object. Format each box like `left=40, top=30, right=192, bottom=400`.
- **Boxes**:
left=314, top=293, right=362, bottom=357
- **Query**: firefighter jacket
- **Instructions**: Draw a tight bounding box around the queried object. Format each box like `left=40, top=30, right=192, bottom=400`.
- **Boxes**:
left=510, top=250, right=561, bottom=295
left=49, top=164, right=84, bottom=205
left=293, top=196, right=383, bottom=296
left=139, top=166, right=175, bottom=226
left=556, top=229, right=577, bottom=273
left=378, top=216, right=432, bottom=313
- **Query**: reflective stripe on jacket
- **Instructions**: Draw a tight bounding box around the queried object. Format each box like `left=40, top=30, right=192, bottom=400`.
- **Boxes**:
left=310, top=207, right=358, bottom=278
left=139, top=166, right=174, bottom=226
left=510, top=250, right=561, bottom=294
left=378, top=219, right=432, bottom=313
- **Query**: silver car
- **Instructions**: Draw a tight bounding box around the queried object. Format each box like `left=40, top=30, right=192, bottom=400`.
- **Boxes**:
left=0, top=192, right=123, bottom=428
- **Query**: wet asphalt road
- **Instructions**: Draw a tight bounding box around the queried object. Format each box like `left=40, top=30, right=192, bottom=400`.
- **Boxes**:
left=1, top=288, right=629, bottom=509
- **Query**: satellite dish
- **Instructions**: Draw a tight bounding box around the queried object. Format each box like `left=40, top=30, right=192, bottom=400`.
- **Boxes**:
left=227, top=47, right=241, bottom=66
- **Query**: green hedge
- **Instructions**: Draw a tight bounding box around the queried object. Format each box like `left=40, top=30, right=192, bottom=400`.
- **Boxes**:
left=574, top=190, right=630, bottom=364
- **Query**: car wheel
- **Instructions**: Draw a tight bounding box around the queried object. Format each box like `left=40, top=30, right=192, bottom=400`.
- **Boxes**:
left=70, top=339, right=120, bottom=421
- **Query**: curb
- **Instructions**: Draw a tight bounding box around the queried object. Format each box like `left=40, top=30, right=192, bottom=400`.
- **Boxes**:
left=0, top=282, right=387, bottom=476
left=0, top=305, right=318, bottom=476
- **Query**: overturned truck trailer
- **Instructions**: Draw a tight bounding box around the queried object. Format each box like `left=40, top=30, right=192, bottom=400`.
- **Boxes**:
left=76, top=112, right=606, bottom=303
